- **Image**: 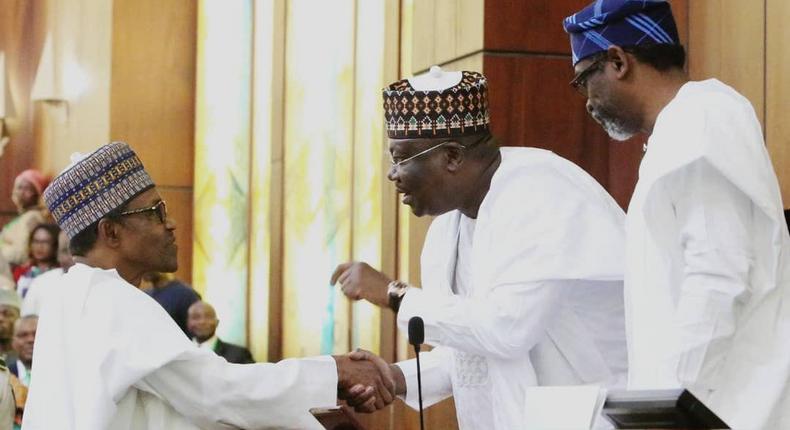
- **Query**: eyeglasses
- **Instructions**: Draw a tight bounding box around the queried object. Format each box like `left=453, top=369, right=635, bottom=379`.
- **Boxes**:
left=570, top=56, right=606, bottom=97
left=390, top=141, right=458, bottom=168
left=118, top=200, right=168, bottom=224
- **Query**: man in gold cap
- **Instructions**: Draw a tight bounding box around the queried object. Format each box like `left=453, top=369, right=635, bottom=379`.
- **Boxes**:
left=24, top=142, right=395, bottom=429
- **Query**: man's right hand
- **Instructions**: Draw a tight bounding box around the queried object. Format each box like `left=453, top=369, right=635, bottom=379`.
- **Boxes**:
left=333, top=349, right=396, bottom=413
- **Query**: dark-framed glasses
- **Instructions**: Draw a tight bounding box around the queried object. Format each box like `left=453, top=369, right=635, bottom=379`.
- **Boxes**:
left=570, top=56, right=606, bottom=97
left=118, top=200, right=168, bottom=224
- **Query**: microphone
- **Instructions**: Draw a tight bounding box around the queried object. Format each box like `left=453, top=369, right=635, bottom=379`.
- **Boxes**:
left=408, top=317, right=425, bottom=430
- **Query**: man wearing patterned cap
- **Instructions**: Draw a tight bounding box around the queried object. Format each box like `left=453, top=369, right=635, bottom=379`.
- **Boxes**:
left=565, top=1, right=790, bottom=427
left=23, top=142, right=397, bottom=429
left=332, top=67, right=628, bottom=428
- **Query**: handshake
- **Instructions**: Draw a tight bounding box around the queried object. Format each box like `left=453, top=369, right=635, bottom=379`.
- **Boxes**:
left=333, top=349, right=406, bottom=413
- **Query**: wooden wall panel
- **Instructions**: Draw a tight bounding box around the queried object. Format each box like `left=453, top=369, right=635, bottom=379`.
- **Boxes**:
left=110, top=0, right=196, bottom=188
left=34, top=0, right=112, bottom=173
left=688, top=1, right=765, bottom=124
left=483, top=0, right=687, bottom=54
left=110, top=0, right=197, bottom=281
left=766, top=0, right=790, bottom=208
left=407, top=0, right=483, bottom=74
left=0, top=1, right=47, bottom=219
left=484, top=55, right=611, bottom=189
left=484, top=0, right=589, bottom=53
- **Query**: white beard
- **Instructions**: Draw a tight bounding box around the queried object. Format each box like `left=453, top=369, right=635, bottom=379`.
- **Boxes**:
left=594, top=112, right=636, bottom=141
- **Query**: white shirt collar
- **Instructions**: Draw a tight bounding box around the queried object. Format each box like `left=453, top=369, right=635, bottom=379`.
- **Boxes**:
left=193, top=334, right=218, bottom=350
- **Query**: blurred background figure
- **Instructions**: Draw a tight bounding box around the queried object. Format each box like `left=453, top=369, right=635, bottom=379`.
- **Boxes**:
left=0, top=170, right=49, bottom=267
left=187, top=301, right=254, bottom=364
left=12, top=225, right=60, bottom=299
left=7, top=315, right=34, bottom=430
left=9, top=315, right=37, bottom=386
left=21, top=231, right=72, bottom=317
left=0, top=291, right=20, bottom=360
left=0, top=361, right=16, bottom=430
left=141, top=272, right=200, bottom=337
left=0, top=254, right=12, bottom=292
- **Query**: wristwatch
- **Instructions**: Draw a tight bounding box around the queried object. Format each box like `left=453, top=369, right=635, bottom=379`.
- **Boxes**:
left=387, top=280, right=410, bottom=312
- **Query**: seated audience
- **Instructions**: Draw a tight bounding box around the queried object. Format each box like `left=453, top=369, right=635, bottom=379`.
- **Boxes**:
left=21, top=231, right=72, bottom=316
left=9, top=316, right=37, bottom=387
left=142, top=272, right=200, bottom=337
left=12, top=224, right=60, bottom=298
left=0, top=362, right=16, bottom=430
left=1, top=170, right=49, bottom=267
left=187, top=300, right=254, bottom=364
left=0, top=253, right=12, bottom=291
left=8, top=316, right=35, bottom=430
left=0, top=291, right=19, bottom=360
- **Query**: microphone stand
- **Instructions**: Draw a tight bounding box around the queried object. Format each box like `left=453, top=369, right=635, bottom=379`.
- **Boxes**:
left=415, top=342, right=424, bottom=430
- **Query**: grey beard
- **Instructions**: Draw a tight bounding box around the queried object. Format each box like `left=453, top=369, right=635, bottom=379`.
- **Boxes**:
left=593, top=112, right=636, bottom=141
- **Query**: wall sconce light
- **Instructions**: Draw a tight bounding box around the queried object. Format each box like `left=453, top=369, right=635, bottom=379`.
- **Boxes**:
left=31, top=33, right=65, bottom=103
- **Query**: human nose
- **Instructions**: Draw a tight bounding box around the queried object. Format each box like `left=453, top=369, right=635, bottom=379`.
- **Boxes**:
left=386, top=163, right=399, bottom=182
left=586, top=99, right=594, bottom=115
left=165, top=216, right=177, bottom=230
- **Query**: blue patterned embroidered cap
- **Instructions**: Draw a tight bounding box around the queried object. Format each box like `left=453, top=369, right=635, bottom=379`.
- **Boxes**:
left=563, top=0, right=680, bottom=65
left=43, top=142, right=155, bottom=239
left=383, top=67, right=490, bottom=139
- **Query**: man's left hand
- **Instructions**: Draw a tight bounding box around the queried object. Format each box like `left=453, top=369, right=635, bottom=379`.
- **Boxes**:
left=330, top=262, right=391, bottom=308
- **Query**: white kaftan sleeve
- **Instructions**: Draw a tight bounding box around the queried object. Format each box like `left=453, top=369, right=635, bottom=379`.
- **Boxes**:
left=667, top=159, right=753, bottom=390
left=140, top=353, right=337, bottom=430
left=397, top=281, right=564, bottom=359
left=395, top=346, right=453, bottom=410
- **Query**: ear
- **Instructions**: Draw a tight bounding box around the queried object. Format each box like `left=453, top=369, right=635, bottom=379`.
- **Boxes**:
left=606, top=45, right=631, bottom=80
left=443, top=141, right=465, bottom=172
left=97, top=218, right=123, bottom=249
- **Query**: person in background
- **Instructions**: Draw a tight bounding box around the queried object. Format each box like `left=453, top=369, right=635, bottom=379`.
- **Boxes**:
left=142, top=272, right=200, bottom=337
left=8, top=316, right=35, bottom=430
left=187, top=301, right=254, bottom=364
left=0, top=253, right=12, bottom=292
left=0, top=292, right=19, bottom=360
left=12, top=224, right=60, bottom=299
left=564, top=1, right=790, bottom=427
left=0, top=360, right=17, bottom=430
left=8, top=316, right=37, bottom=387
left=0, top=170, right=49, bottom=267
left=21, top=231, right=73, bottom=316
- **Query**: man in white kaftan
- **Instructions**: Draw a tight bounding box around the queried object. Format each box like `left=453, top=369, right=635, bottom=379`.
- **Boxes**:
left=27, top=263, right=339, bottom=429
left=24, top=142, right=396, bottom=430
left=566, top=1, right=790, bottom=427
left=333, top=68, right=628, bottom=429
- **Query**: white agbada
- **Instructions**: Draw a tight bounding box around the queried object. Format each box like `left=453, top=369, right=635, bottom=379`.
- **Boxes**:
left=395, top=147, right=628, bottom=429
left=23, top=263, right=337, bottom=430
left=626, top=79, right=790, bottom=429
